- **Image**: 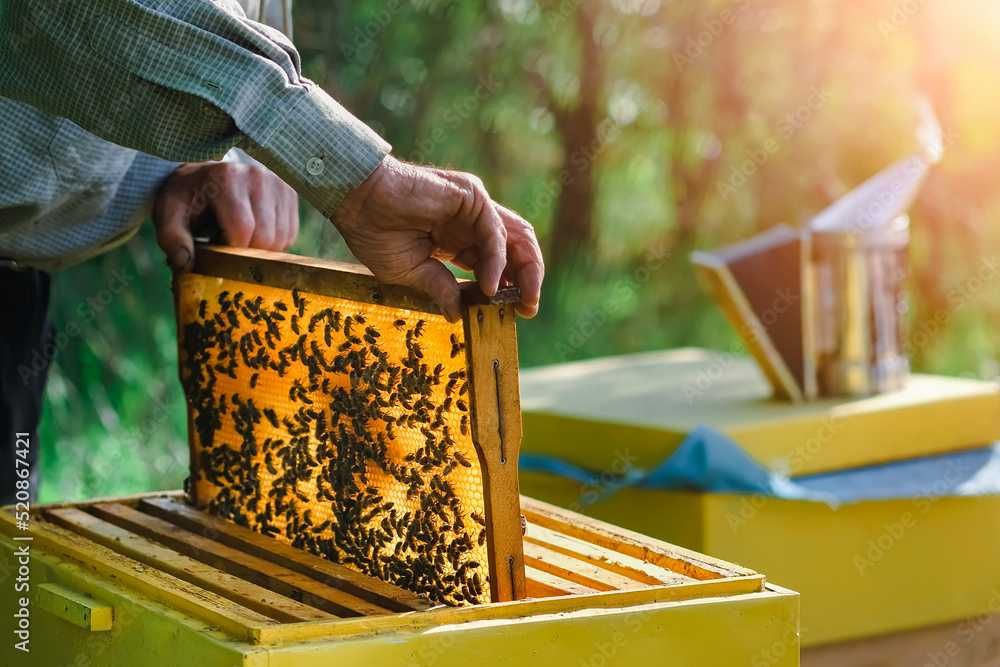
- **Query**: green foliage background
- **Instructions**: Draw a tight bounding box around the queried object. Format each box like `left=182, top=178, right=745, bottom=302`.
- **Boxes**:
left=38, top=0, right=1000, bottom=501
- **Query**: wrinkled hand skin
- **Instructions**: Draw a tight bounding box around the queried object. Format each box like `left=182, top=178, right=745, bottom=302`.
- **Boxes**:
left=335, top=155, right=545, bottom=321
left=154, top=161, right=299, bottom=271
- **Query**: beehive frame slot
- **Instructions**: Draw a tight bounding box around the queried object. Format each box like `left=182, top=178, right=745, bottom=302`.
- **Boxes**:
left=1, top=492, right=768, bottom=646
left=44, top=506, right=334, bottom=622
left=138, top=496, right=428, bottom=612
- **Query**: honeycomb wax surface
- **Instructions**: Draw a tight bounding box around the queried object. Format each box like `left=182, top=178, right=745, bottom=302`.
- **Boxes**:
left=177, top=273, right=490, bottom=606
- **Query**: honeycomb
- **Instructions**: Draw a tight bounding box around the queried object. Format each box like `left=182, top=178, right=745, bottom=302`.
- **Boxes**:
left=176, top=273, right=490, bottom=606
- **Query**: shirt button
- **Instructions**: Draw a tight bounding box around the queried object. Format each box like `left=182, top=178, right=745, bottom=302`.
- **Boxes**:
left=306, top=157, right=325, bottom=176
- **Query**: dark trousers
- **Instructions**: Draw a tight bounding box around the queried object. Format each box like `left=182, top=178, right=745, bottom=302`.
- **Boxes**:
left=0, top=267, right=51, bottom=504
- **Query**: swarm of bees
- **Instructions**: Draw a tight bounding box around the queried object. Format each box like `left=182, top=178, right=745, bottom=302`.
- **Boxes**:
left=180, top=279, right=490, bottom=606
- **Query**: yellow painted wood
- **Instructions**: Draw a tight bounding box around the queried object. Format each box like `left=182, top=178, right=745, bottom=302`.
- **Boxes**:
left=520, top=470, right=1000, bottom=648
left=36, top=583, right=113, bottom=631
left=249, top=574, right=767, bottom=645
left=257, top=587, right=800, bottom=667
left=520, top=348, right=1000, bottom=476
left=0, top=511, right=273, bottom=641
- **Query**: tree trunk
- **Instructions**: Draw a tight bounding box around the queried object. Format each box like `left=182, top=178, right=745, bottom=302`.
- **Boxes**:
left=547, top=0, right=602, bottom=268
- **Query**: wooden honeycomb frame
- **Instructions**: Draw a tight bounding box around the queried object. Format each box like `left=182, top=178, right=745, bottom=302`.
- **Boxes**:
left=173, top=246, right=527, bottom=604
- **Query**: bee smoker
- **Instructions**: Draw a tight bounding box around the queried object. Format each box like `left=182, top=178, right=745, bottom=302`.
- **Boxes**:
left=811, top=215, right=910, bottom=397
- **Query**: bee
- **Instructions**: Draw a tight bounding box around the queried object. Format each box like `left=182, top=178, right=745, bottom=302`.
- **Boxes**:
left=454, top=450, right=472, bottom=468
left=308, top=309, right=325, bottom=333
left=393, top=319, right=406, bottom=330
left=415, top=320, right=426, bottom=336
left=292, top=287, right=307, bottom=316
left=274, top=300, right=288, bottom=312
left=250, top=372, right=259, bottom=389
left=198, top=299, right=207, bottom=319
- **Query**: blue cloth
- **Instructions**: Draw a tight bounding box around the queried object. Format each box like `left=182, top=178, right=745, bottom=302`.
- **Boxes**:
left=519, top=425, right=1000, bottom=506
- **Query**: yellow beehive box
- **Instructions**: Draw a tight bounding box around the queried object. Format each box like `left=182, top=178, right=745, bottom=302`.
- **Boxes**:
left=519, top=348, right=1000, bottom=651
left=520, top=473, right=1000, bottom=651
left=0, top=493, right=798, bottom=666
left=520, top=348, right=1000, bottom=476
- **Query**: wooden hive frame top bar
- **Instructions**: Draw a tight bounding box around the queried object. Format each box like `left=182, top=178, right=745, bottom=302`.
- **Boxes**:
left=190, top=246, right=520, bottom=314
left=175, top=245, right=527, bottom=605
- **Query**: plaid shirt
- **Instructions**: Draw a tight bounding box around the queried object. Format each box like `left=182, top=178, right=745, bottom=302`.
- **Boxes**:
left=0, top=0, right=389, bottom=269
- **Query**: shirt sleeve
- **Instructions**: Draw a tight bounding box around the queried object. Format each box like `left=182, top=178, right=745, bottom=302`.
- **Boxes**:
left=0, top=0, right=390, bottom=218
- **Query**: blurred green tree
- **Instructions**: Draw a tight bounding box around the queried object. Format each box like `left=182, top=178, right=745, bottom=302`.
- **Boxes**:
left=38, top=0, right=1000, bottom=500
